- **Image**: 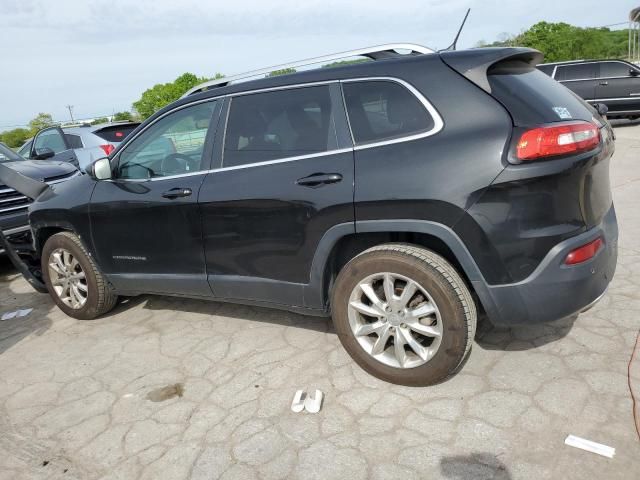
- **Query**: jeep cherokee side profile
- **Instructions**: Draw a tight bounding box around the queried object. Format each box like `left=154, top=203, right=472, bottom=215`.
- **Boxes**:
left=0, top=44, right=617, bottom=386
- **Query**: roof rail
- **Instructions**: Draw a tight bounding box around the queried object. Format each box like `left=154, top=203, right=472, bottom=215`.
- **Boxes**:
left=182, top=43, right=435, bottom=97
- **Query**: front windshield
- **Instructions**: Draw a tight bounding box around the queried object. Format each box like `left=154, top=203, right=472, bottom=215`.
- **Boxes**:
left=0, top=142, right=24, bottom=163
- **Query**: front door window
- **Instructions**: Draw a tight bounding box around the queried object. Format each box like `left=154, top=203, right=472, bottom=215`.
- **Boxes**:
left=117, top=102, right=217, bottom=179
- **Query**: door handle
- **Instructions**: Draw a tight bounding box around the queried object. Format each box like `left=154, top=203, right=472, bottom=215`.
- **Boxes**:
left=162, top=187, right=192, bottom=199
left=599, top=81, right=608, bottom=86
left=296, top=173, right=343, bottom=188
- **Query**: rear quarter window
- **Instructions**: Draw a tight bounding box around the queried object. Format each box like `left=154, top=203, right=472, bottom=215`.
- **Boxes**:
left=487, top=62, right=595, bottom=125
left=65, top=134, right=83, bottom=149
left=342, top=80, right=434, bottom=145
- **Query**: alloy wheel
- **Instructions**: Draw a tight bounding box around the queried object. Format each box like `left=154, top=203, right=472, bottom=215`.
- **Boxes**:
left=48, top=248, right=88, bottom=309
left=347, top=272, right=442, bottom=368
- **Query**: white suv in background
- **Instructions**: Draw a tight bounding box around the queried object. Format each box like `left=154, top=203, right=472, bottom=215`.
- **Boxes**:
left=18, top=121, right=140, bottom=171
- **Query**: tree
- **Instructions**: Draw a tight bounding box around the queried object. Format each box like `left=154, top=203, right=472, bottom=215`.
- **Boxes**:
left=113, top=111, right=133, bottom=121
left=267, top=68, right=296, bottom=77
left=28, top=113, right=55, bottom=134
left=133, top=72, right=223, bottom=119
left=91, top=117, right=109, bottom=125
left=0, top=128, right=30, bottom=148
left=481, top=21, right=630, bottom=63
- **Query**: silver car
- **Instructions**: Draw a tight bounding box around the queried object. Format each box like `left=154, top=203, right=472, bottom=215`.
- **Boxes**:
left=18, top=121, right=140, bottom=171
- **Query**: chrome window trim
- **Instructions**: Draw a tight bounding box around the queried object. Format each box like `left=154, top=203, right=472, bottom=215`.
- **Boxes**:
left=587, top=97, right=639, bottom=102
left=340, top=77, right=444, bottom=150
left=114, top=76, right=443, bottom=181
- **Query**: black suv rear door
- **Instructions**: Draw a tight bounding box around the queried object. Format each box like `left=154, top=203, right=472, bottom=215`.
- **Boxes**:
left=199, top=83, right=354, bottom=309
left=595, top=60, right=640, bottom=115
left=554, top=63, right=597, bottom=101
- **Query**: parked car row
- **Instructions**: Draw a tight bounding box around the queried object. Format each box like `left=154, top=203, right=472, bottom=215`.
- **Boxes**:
left=17, top=121, right=140, bottom=171
left=538, top=58, right=640, bottom=119
left=0, top=44, right=617, bottom=386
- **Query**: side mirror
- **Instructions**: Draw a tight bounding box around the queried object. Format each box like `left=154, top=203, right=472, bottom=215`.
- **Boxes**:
left=33, top=147, right=55, bottom=160
left=630, top=68, right=640, bottom=77
left=89, top=157, right=113, bottom=180
left=593, top=103, right=609, bottom=116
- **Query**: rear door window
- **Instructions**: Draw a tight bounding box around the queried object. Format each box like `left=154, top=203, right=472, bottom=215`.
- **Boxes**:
left=223, top=85, right=337, bottom=167
left=555, top=63, right=597, bottom=81
left=65, top=134, right=83, bottom=149
left=342, top=80, right=434, bottom=145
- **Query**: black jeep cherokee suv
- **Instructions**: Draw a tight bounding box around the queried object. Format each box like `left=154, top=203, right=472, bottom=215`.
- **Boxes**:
left=1, top=45, right=617, bottom=386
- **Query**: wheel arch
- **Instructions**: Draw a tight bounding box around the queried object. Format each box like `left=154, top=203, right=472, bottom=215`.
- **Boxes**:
left=305, top=220, right=494, bottom=316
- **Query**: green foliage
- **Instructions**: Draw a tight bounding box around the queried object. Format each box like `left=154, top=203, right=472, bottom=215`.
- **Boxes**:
left=112, top=111, right=133, bottom=121
left=28, top=113, right=55, bottom=134
left=132, top=72, right=223, bottom=119
left=91, top=117, right=109, bottom=125
left=267, top=68, right=297, bottom=77
left=480, top=21, right=629, bottom=63
left=0, top=128, right=30, bottom=149
left=322, top=59, right=370, bottom=69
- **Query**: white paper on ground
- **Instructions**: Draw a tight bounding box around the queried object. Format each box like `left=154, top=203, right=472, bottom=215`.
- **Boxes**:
left=565, top=435, right=615, bottom=458
left=1, top=308, right=33, bottom=321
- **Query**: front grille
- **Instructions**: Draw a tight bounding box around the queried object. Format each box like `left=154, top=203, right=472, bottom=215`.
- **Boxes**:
left=0, top=170, right=77, bottom=217
left=0, top=187, right=30, bottom=216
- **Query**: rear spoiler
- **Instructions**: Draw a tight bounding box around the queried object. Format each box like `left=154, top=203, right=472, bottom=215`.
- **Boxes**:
left=440, top=47, right=544, bottom=94
left=0, top=162, right=49, bottom=293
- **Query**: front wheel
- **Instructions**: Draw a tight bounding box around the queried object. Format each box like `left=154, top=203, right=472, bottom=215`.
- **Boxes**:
left=42, top=232, right=118, bottom=320
left=331, top=244, right=476, bottom=386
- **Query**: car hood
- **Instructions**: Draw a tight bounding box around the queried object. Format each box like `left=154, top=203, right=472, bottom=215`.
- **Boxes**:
left=0, top=160, right=77, bottom=182
left=0, top=160, right=77, bottom=200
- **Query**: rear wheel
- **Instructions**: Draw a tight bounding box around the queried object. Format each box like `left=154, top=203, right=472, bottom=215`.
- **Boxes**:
left=42, top=232, right=118, bottom=319
left=331, top=243, right=476, bottom=386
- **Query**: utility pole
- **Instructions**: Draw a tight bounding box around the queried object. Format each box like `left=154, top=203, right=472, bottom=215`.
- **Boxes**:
left=66, top=105, right=75, bottom=123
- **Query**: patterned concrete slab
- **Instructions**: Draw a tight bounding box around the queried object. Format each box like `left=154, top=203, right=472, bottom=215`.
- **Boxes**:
left=1, top=123, right=639, bottom=480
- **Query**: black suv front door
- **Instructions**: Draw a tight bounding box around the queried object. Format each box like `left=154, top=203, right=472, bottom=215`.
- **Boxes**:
left=199, top=84, right=355, bottom=309
left=89, top=100, right=222, bottom=296
left=30, top=127, right=79, bottom=167
left=594, top=61, right=640, bottom=115
left=554, top=63, right=598, bottom=102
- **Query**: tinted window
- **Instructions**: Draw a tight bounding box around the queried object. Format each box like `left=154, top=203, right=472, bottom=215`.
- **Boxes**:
left=94, top=124, right=140, bottom=143
left=555, top=64, right=596, bottom=81
left=488, top=65, right=595, bottom=125
left=537, top=65, right=554, bottom=76
left=118, top=101, right=216, bottom=179
left=34, top=128, right=67, bottom=154
left=599, top=61, right=633, bottom=78
left=224, top=85, right=336, bottom=167
left=342, top=80, right=434, bottom=145
left=65, top=134, right=83, bottom=149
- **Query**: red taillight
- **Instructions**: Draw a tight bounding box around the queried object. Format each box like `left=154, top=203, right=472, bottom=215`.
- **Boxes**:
left=564, top=237, right=603, bottom=265
left=516, top=121, right=600, bottom=161
left=99, top=144, right=115, bottom=156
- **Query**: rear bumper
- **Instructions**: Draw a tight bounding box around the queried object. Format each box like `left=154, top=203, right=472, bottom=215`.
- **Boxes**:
left=474, top=204, right=618, bottom=326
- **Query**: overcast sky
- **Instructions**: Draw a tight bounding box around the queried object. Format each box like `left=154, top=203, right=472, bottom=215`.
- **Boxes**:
left=0, top=0, right=636, bottom=128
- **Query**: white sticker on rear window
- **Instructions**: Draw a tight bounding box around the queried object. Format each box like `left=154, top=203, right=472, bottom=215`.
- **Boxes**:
left=553, top=107, right=572, bottom=119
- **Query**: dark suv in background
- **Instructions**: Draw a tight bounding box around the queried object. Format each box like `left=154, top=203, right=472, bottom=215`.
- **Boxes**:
left=0, top=44, right=617, bottom=386
left=0, top=142, right=77, bottom=254
left=538, top=59, right=640, bottom=118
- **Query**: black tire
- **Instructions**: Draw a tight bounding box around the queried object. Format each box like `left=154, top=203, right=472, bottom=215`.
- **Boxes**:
left=41, top=231, right=118, bottom=320
left=331, top=243, right=476, bottom=386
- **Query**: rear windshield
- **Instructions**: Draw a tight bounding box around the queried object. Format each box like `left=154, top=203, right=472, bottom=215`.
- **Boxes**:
left=93, top=124, right=139, bottom=143
left=488, top=61, right=594, bottom=126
